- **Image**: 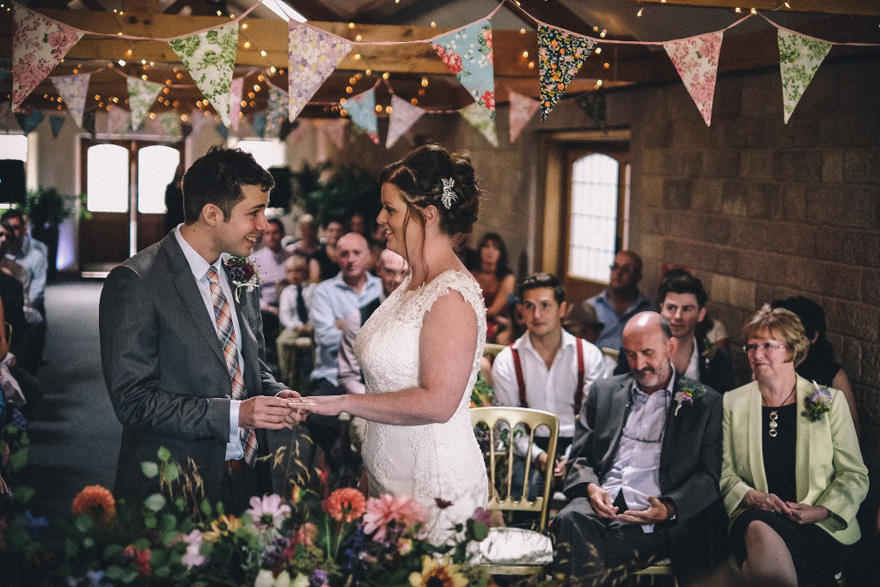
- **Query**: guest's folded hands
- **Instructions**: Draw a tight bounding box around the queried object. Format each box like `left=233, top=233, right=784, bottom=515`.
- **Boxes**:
left=587, top=483, right=619, bottom=519
left=617, top=496, right=669, bottom=525
left=785, top=502, right=829, bottom=525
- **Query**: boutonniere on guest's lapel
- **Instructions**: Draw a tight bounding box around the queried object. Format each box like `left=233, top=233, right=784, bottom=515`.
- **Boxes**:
left=224, top=256, right=261, bottom=302
left=804, top=380, right=832, bottom=423
left=701, top=338, right=718, bottom=360
left=674, top=382, right=706, bottom=416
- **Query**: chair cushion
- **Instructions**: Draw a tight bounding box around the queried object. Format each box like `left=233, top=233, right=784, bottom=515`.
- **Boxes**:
left=468, top=527, right=553, bottom=565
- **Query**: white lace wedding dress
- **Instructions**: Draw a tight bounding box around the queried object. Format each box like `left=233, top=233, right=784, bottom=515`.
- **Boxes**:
left=355, top=269, right=489, bottom=545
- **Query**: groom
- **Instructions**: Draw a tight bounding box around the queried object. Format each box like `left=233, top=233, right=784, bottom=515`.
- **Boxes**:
left=99, top=147, right=304, bottom=513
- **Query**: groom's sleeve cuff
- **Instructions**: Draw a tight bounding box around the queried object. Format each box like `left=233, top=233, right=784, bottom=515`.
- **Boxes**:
left=229, top=400, right=241, bottom=443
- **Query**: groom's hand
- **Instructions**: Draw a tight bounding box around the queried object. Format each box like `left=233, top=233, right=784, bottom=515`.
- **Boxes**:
left=240, top=395, right=304, bottom=430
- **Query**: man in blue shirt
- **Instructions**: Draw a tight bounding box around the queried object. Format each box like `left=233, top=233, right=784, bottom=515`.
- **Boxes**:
left=587, top=250, right=652, bottom=351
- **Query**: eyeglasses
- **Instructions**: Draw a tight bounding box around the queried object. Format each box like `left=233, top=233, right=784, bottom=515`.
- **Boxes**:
left=610, top=264, right=635, bottom=274
left=743, top=342, right=787, bottom=354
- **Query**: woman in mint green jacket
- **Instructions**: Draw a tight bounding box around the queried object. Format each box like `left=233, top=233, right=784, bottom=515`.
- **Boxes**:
left=721, top=306, right=868, bottom=587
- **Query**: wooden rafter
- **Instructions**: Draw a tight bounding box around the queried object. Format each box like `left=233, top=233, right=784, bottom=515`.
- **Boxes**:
left=620, top=0, right=880, bottom=17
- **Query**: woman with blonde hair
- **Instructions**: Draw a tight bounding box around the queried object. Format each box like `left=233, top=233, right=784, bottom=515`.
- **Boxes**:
left=721, top=305, right=868, bottom=586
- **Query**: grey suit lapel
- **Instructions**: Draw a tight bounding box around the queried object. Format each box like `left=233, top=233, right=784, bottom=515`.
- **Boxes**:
left=162, top=234, right=228, bottom=368
left=660, top=373, right=683, bottom=474
left=602, top=379, right=633, bottom=474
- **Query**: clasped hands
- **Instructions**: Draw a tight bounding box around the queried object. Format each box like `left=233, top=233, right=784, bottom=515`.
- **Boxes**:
left=742, top=489, right=829, bottom=525
left=587, top=483, right=671, bottom=525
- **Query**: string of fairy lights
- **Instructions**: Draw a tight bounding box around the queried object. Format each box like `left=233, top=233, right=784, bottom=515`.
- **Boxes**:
left=0, top=0, right=875, bottom=126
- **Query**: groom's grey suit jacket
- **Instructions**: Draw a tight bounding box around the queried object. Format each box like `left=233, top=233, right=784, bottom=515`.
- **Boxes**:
left=99, top=232, right=286, bottom=505
left=563, top=372, right=722, bottom=525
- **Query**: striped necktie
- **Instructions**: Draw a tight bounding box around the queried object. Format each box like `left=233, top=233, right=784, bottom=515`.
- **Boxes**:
left=206, top=266, right=257, bottom=466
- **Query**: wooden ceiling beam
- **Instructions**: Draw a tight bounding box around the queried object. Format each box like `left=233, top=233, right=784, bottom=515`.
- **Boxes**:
left=620, top=0, right=880, bottom=17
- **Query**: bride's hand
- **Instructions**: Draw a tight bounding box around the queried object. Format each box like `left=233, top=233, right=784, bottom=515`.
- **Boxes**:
left=295, top=395, right=346, bottom=417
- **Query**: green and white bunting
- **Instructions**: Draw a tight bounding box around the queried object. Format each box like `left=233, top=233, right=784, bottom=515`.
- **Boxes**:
left=169, top=23, right=238, bottom=126
left=459, top=101, right=497, bottom=147
left=126, top=78, right=164, bottom=130
left=778, top=29, right=831, bottom=124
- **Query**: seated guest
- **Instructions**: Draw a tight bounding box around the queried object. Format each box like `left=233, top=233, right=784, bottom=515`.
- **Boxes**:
left=563, top=300, right=615, bottom=376
left=251, top=218, right=291, bottom=354
left=663, top=267, right=730, bottom=351
left=552, top=312, right=722, bottom=586
left=493, top=294, right=525, bottom=346
left=492, top=273, right=607, bottom=500
left=587, top=250, right=652, bottom=351
left=771, top=295, right=859, bottom=434
left=614, top=270, right=736, bottom=392
left=721, top=305, right=867, bottom=587
left=347, top=211, right=368, bottom=237
left=287, top=214, right=320, bottom=260
left=309, top=218, right=344, bottom=282
left=276, top=256, right=315, bottom=386
left=470, top=232, right=515, bottom=342
left=0, top=221, right=43, bottom=375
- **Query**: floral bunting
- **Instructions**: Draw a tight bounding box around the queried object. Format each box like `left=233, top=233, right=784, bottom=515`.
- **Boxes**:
left=537, top=25, right=595, bottom=121
left=432, top=19, right=496, bottom=118
left=344, top=89, right=379, bottom=145
left=155, top=111, right=182, bottom=139
left=106, top=105, right=131, bottom=135
left=12, top=4, right=84, bottom=109
left=663, top=32, right=723, bottom=126
left=230, top=77, right=244, bottom=132
left=49, top=115, right=66, bottom=137
left=126, top=77, right=164, bottom=130
left=51, top=73, right=90, bottom=128
left=323, top=118, right=347, bottom=149
left=460, top=101, right=498, bottom=147
left=266, top=87, right=287, bottom=136
left=508, top=90, right=540, bottom=142
left=778, top=29, right=831, bottom=124
left=14, top=109, right=45, bottom=135
left=386, top=94, right=424, bottom=148
left=289, top=22, right=354, bottom=122
left=169, top=23, right=238, bottom=126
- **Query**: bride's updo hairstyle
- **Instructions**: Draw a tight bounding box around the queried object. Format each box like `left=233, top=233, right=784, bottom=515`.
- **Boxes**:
left=377, top=143, right=481, bottom=239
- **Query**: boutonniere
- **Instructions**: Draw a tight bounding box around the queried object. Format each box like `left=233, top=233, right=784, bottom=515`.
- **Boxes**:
left=804, top=380, right=832, bottom=423
left=674, top=382, right=706, bottom=416
left=223, top=256, right=261, bottom=302
left=701, top=338, right=718, bottom=360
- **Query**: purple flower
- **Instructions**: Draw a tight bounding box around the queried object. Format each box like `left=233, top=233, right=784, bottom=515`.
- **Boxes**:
left=246, top=494, right=291, bottom=530
left=310, top=569, right=329, bottom=587
left=804, top=382, right=833, bottom=423
left=179, top=529, right=206, bottom=570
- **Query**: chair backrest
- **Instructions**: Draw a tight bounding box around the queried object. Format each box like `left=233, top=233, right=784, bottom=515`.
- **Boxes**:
left=601, top=347, right=619, bottom=363
left=482, top=343, right=506, bottom=360
left=470, top=406, right=559, bottom=532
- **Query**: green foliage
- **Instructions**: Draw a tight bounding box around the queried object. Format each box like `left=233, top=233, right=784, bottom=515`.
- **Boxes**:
left=292, top=163, right=381, bottom=227
left=24, top=186, right=87, bottom=226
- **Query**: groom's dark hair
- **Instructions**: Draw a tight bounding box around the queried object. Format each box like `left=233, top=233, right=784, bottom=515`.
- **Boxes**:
left=182, top=146, right=274, bottom=224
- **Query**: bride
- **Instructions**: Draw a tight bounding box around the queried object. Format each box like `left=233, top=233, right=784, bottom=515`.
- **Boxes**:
left=300, top=144, right=488, bottom=544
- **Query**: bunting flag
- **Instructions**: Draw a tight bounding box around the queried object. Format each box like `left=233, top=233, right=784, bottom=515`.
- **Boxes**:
left=0, top=102, right=14, bottom=131
left=215, top=123, right=229, bottom=140
left=12, top=4, right=84, bottom=109
left=344, top=88, right=379, bottom=144
left=51, top=73, right=90, bottom=128
left=14, top=109, right=44, bottom=135
left=156, top=111, right=182, bottom=139
left=251, top=112, right=268, bottom=139
left=82, top=108, right=96, bottom=137
left=169, top=23, right=238, bottom=126
left=537, top=25, right=595, bottom=121
left=230, top=76, right=244, bottom=132
left=664, top=32, right=723, bottom=126
left=323, top=117, right=346, bottom=149
left=289, top=22, right=354, bottom=122
left=127, top=78, right=164, bottom=130
left=508, top=90, right=540, bottom=142
left=266, top=87, right=288, bottom=136
left=778, top=29, right=832, bottom=124
left=106, top=105, right=131, bottom=135
left=49, top=115, right=66, bottom=137
left=460, top=101, right=498, bottom=147
left=386, top=94, right=424, bottom=148
left=432, top=19, right=496, bottom=118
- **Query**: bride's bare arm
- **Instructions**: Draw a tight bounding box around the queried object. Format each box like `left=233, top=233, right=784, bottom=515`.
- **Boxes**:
left=299, top=290, right=478, bottom=425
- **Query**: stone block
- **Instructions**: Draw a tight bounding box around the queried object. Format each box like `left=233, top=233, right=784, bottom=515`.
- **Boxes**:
left=737, top=250, right=788, bottom=285
left=860, top=342, right=880, bottom=386
left=776, top=184, right=806, bottom=222
left=711, top=275, right=756, bottom=309
left=843, top=151, right=880, bottom=184
left=773, top=151, right=824, bottom=182
left=822, top=151, right=843, bottom=184
left=642, top=150, right=665, bottom=175
left=642, top=210, right=670, bottom=236
left=638, top=175, right=665, bottom=208
left=744, top=183, right=779, bottom=219
left=754, top=283, right=799, bottom=308
left=807, top=184, right=880, bottom=228
left=815, top=228, right=880, bottom=268
left=819, top=114, right=880, bottom=149
left=741, top=73, right=779, bottom=116
left=712, top=76, right=743, bottom=121
left=660, top=151, right=703, bottom=177
left=662, top=178, right=693, bottom=209
left=729, top=219, right=815, bottom=257
left=825, top=300, right=880, bottom=342
left=862, top=270, right=880, bottom=306
left=690, top=178, right=725, bottom=214
left=644, top=120, right=674, bottom=149
left=740, top=150, right=774, bottom=180
left=721, top=180, right=748, bottom=216
left=702, top=151, right=741, bottom=179
left=785, top=260, right=861, bottom=302
left=838, top=336, right=863, bottom=381
left=776, top=118, right=820, bottom=149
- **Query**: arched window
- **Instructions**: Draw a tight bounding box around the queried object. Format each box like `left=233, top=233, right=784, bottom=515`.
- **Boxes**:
left=137, top=145, right=180, bottom=214
left=86, top=144, right=129, bottom=213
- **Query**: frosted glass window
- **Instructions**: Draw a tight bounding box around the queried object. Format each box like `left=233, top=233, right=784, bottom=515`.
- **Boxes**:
left=87, top=144, right=129, bottom=213
left=568, top=154, right=619, bottom=283
left=233, top=139, right=286, bottom=169
left=138, top=146, right=180, bottom=214
left=0, top=135, right=28, bottom=161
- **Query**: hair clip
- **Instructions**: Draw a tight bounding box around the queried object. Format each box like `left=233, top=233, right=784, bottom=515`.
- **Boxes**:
left=440, top=177, right=457, bottom=209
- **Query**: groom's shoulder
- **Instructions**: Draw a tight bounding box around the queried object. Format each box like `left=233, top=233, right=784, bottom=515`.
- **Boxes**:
left=110, top=236, right=175, bottom=283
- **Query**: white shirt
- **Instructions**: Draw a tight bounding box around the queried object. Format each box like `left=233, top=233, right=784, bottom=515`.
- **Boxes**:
left=602, top=367, right=675, bottom=533
left=685, top=335, right=700, bottom=381
left=174, top=227, right=244, bottom=460
left=278, top=282, right=316, bottom=330
left=492, top=329, right=607, bottom=460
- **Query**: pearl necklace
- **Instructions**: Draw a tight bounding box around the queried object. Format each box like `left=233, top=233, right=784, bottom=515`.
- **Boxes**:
left=762, top=383, right=796, bottom=438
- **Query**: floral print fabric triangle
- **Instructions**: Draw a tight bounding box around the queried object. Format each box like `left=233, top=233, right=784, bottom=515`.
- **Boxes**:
left=51, top=73, right=90, bottom=129
left=432, top=19, right=496, bottom=119
left=538, top=26, right=595, bottom=121
left=345, top=88, right=379, bottom=145
left=663, top=31, right=723, bottom=127
left=289, top=22, right=354, bottom=123
left=778, top=29, right=831, bottom=124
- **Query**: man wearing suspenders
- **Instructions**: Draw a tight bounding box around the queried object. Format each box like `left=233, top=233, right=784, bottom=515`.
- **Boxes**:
left=492, top=273, right=607, bottom=500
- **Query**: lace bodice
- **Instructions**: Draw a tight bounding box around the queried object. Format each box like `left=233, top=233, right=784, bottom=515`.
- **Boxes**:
left=355, top=270, right=488, bottom=545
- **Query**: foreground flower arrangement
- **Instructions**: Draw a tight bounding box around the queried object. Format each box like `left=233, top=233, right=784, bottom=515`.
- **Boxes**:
left=0, top=452, right=499, bottom=587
